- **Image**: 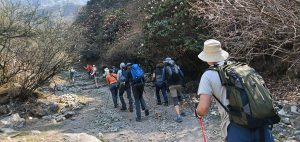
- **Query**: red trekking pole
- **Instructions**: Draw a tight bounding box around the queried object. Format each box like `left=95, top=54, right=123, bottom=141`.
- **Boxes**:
left=198, top=116, right=207, bottom=142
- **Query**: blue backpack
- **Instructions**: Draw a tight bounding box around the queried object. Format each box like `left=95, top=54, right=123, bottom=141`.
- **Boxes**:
left=131, top=64, right=144, bottom=83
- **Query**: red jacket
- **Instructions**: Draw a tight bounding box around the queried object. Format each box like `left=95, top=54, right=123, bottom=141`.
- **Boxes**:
left=106, top=73, right=118, bottom=85
left=84, top=65, right=93, bottom=72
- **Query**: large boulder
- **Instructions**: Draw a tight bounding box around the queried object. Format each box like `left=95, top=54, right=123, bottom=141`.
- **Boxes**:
left=63, top=133, right=102, bottom=142
left=0, top=113, right=25, bottom=128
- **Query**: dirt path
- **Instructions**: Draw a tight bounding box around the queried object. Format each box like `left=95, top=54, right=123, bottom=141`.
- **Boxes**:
left=61, top=72, right=223, bottom=142
left=0, top=71, right=225, bottom=142
left=1, top=70, right=299, bottom=142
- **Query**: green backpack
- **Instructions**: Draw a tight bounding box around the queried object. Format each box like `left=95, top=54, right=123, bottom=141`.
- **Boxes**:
left=208, top=60, right=280, bottom=128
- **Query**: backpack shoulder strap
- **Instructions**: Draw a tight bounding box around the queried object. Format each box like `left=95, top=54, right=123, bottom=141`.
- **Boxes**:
left=206, top=64, right=228, bottom=86
left=162, top=67, right=166, bottom=81
left=211, top=94, right=230, bottom=113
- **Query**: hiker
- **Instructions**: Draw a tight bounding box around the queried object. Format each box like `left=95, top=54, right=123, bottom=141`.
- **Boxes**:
left=105, top=68, right=119, bottom=108
left=127, top=63, right=149, bottom=122
left=195, top=39, right=279, bottom=142
left=69, top=67, right=76, bottom=84
left=91, top=65, right=97, bottom=77
left=112, top=66, right=118, bottom=74
left=102, top=66, right=108, bottom=80
left=152, top=63, right=168, bottom=106
left=164, top=57, right=186, bottom=123
left=83, top=64, right=93, bottom=79
left=91, top=65, right=98, bottom=87
left=117, top=62, right=134, bottom=112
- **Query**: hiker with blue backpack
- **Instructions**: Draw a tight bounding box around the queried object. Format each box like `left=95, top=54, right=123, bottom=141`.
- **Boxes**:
left=164, top=57, right=187, bottom=123
left=195, top=39, right=280, bottom=142
left=127, top=63, right=149, bottom=122
left=117, top=62, right=134, bottom=112
left=152, top=63, right=168, bottom=106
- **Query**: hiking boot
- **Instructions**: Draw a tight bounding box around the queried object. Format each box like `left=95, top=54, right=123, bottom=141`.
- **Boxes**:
left=180, top=111, right=187, bottom=117
left=120, top=107, right=127, bottom=111
left=145, top=109, right=149, bottom=116
left=175, top=116, right=183, bottom=123
left=136, top=118, right=142, bottom=122
left=129, top=107, right=133, bottom=112
left=157, top=101, right=162, bottom=105
left=114, top=105, right=118, bottom=108
left=164, top=101, right=169, bottom=106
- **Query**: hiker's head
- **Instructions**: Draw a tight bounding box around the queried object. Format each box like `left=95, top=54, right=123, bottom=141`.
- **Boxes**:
left=198, top=39, right=229, bottom=65
left=120, top=62, right=126, bottom=69
left=163, top=57, right=175, bottom=66
left=104, top=68, right=109, bottom=73
left=126, top=63, right=132, bottom=69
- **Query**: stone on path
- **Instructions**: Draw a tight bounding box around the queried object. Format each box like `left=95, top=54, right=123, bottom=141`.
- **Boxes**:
left=63, top=133, right=102, bottom=142
left=31, top=130, right=41, bottom=135
left=291, top=106, right=300, bottom=115
left=0, top=113, right=25, bottom=128
left=0, top=128, right=17, bottom=134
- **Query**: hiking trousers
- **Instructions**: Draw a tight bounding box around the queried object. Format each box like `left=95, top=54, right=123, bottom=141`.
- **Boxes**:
left=226, top=123, right=274, bottom=142
left=155, top=83, right=168, bottom=103
left=132, top=83, right=147, bottom=119
left=109, top=83, right=119, bottom=107
left=119, top=83, right=133, bottom=109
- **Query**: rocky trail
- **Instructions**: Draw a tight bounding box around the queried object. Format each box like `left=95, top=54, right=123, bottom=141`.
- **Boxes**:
left=0, top=71, right=299, bottom=142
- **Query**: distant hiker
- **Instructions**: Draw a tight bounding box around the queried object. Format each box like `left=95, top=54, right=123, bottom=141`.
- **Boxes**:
left=91, top=65, right=98, bottom=87
left=127, top=63, right=149, bottom=122
left=105, top=68, right=119, bottom=108
left=152, top=63, right=168, bottom=106
left=69, top=67, right=76, bottom=84
left=117, top=62, right=134, bottom=112
left=196, top=39, right=280, bottom=142
left=102, top=66, right=108, bottom=80
left=164, top=57, right=186, bottom=123
left=83, top=64, right=93, bottom=79
left=91, top=65, right=97, bottom=77
left=112, top=66, right=118, bottom=74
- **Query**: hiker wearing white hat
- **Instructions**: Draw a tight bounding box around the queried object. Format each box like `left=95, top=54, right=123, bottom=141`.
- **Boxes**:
left=197, top=39, right=229, bottom=62
left=196, top=39, right=275, bottom=142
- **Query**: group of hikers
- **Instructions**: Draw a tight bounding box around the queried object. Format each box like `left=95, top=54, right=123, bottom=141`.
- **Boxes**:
left=102, top=58, right=187, bottom=122
left=77, top=39, right=281, bottom=142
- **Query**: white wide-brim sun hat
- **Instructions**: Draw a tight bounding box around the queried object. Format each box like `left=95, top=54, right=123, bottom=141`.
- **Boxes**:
left=198, top=39, right=229, bottom=62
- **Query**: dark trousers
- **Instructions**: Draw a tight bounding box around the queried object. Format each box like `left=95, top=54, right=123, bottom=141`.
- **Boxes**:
left=87, top=71, right=92, bottom=79
left=227, top=123, right=274, bottom=142
left=109, top=83, right=119, bottom=107
left=132, top=83, right=147, bottom=119
left=119, top=83, right=133, bottom=109
left=155, top=83, right=168, bottom=103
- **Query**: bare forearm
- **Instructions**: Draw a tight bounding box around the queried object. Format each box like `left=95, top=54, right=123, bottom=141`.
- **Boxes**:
left=196, top=94, right=211, bottom=116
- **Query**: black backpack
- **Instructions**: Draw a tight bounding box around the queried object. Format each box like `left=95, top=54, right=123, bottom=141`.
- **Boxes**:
left=155, top=67, right=166, bottom=86
left=169, top=64, right=182, bottom=82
